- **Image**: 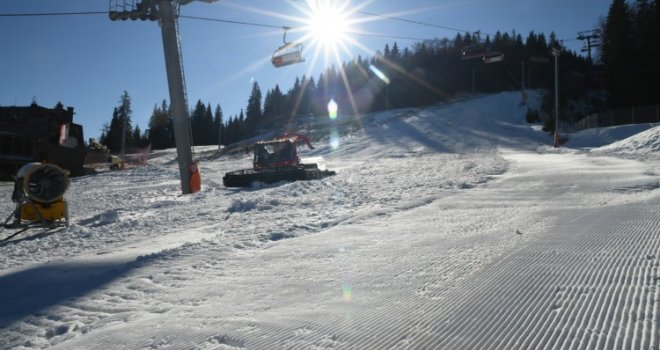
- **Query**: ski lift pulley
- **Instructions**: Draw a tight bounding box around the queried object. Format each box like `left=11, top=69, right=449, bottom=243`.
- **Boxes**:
left=272, top=26, right=305, bottom=68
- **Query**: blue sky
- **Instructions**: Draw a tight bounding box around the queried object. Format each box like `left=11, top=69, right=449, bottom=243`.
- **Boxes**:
left=0, top=0, right=611, bottom=140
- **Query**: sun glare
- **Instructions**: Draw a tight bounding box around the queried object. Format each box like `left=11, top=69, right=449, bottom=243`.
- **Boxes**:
left=307, top=2, right=350, bottom=50
left=303, top=0, right=355, bottom=58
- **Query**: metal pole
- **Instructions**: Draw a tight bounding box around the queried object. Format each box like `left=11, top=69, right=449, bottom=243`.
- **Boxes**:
left=553, top=48, right=560, bottom=148
left=521, top=61, right=525, bottom=91
left=158, top=0, right=194, bottom=194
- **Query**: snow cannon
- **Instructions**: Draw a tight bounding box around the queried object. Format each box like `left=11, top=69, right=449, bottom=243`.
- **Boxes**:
left=107, top=155, right=126, bottom=171
left=2, top=163, right=70, bottom=238
left=223, top=133, right=335, bottom=187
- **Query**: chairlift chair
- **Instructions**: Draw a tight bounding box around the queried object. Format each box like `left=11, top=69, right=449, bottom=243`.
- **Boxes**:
left=272, top=43, right=305, bottom=68
left=272, top=27, right=305, bottom=68
left=461, top=44, right=488, bottom=60
left=483, top=51, right=504, bottom=64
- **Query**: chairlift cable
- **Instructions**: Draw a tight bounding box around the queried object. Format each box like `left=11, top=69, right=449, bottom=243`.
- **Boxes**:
left=356, top=10, right=477, bottom=35
left=180, top=15, right=426, bottom=41
left=0, top=9, right=578, bottom=45
left=0, top=11, right=107, bottom=17
left=179, top=15, right=285, bottom=29
left=346, top=30, right=427, bottom=42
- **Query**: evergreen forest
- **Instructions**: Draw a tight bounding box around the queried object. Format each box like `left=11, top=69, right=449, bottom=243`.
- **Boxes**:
left=99, top=0, right=659, bottom=152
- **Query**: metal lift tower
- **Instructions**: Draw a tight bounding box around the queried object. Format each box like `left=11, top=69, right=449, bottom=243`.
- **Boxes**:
left=109, top=0, right=216, bottom=194
left=577, top=30, right=601, bottom=63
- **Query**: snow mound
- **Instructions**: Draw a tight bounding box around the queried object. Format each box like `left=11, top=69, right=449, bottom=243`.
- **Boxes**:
left=566, top=123, right=659, bottom=148
left=226, top=197, right=281, bottom=213
left=592, top=124, right=660, bottom=157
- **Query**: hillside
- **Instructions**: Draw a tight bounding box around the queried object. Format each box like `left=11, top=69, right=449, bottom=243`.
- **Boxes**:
left=1, top=92, right=659, bottom=350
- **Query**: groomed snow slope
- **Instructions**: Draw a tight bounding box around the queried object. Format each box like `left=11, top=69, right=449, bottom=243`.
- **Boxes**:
left=1, top=92, right=659, bottom=350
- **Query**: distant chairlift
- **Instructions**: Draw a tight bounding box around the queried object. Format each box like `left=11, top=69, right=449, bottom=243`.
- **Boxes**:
left=483, top=51, right=504, bottom=64
left=461, top=44, right=504, bottom=64
left=461, top=44, right=489, bottom=60
left=272, top=27, right=305, bottom=68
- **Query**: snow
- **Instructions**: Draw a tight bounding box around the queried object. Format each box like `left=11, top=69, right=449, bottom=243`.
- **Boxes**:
left=565, top=123, right=659, bottom=149
left=593, top=125, right=660, bottom=158
left=2, top=91, right=660, bottom=349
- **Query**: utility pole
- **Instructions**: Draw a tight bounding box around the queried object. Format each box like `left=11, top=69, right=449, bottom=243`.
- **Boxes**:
left=551, top=48, right=562, bottom=148
left=577, top=30, right=601, bottom=63
left=109, top=0, right=216, bottom=194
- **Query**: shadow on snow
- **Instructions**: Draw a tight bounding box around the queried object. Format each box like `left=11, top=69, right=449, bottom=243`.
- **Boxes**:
left=0, top=261, right=139, bottom=329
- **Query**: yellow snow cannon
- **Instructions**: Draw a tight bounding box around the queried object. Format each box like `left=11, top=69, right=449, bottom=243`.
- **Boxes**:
left=107, top=155, right=125, bottom=171
left=2, top=163, right=70, bottom=241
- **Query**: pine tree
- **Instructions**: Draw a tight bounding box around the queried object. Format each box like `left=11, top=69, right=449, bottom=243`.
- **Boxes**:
left=602, top=0, right=635, bottom=109
left=132, top=125, right=143, bottom=148
left=99, top=123, right=110, bottom=146
left=148, top=101, right=173, bottom=150
left=190, top=100, right=206, bottom=145
left=225, top=116, right=235, bottom=144
left=266, top=85, right=284, bottom=126
left=213, top=104, right=226, bottom=146
left=237, top=109, right=245, bottom=141
left=104, top=107, right=122, bottom=152
left=105, top=91, right=134, bottom=154
left=305, top=77, right=317, bottom=116
left=390, top=42, right=401, bottom=61
left=204, top=102, right=214, bottom=145
left=631, top=0, right=659, bottom=105
left=245, top=81, right=263, bottom=135
left=120, top=91, right=133, bottom=151
left=285, top=77, right=302, bottom=120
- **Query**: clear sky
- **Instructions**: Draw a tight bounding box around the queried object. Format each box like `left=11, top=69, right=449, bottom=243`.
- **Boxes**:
left=0, top=0, right=611, bottom=140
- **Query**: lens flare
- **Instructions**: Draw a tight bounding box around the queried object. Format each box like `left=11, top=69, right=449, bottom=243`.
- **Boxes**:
left=342, top=282, right=353, bottom=302
left=330, top=128, right=340, bottom=149
left=328, top=98, right=338, bottom=120
left=369, top=65, right=390, bottom=84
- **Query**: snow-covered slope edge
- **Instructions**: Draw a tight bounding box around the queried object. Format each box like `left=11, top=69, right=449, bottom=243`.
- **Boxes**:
left=592, top=124, right=660, bottom=158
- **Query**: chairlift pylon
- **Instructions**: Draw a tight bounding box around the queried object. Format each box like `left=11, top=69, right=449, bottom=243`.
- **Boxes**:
left=272, top=26, right=305, bottom=68
left=108, top=0, right=158, bottom=21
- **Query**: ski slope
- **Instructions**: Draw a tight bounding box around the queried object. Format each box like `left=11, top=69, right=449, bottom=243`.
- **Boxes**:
left=1, top=92, right=659, bottom=350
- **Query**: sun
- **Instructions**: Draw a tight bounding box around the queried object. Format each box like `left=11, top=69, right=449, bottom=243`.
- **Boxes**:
left=304, top=0, right=353, bottom=54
